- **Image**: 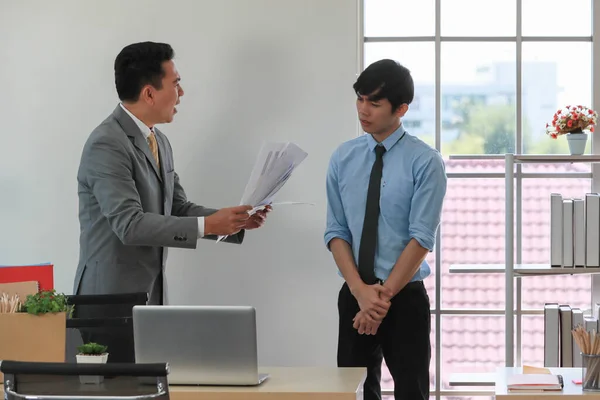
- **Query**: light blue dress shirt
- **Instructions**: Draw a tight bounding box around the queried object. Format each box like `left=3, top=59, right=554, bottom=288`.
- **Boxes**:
left=324, top=125, right=447, bottom=282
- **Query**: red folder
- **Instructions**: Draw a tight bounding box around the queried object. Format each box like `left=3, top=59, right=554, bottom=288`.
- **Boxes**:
left=0, top=263, right=53, bottom=291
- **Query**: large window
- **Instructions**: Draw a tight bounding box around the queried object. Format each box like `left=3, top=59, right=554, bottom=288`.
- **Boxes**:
left=363, top=0, right=594, bottom=398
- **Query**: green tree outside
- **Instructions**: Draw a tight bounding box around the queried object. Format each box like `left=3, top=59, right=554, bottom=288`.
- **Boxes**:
left=412, top=100, right=588, bottom=155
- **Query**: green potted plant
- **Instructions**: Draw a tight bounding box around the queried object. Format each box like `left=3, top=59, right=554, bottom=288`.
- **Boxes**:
left=76, top=342, right=109, bottom=384
left=20, top=289, right=73, bottom=316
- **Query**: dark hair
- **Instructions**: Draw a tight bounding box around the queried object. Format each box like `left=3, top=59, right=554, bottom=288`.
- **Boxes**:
left=114, top=41, right=175, bottom=102
left=353, top=59, right=414, bottom=112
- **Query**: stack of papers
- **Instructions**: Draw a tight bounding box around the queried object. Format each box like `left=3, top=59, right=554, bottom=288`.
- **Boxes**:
left=240, top=141, right=308, bottom=211
left=217, top=141, right=308, bottom=242
left=507, top=373, right=563, bottom=392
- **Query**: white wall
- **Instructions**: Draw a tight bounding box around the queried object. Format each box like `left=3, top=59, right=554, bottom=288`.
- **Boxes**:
left=0, top=0, right=359, bottom=366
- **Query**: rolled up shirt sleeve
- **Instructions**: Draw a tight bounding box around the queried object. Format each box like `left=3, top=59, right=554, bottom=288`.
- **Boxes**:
left=324, top=149, right=352, bottom=249
left=408, top=150, right=447, bottom=251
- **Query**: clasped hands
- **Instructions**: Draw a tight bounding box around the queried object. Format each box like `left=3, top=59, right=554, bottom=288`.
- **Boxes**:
left=352, top=283, right=393, bottom=336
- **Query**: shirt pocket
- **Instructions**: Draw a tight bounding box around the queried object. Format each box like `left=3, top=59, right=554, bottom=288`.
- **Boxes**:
left=379, top=173, right=414, bottom=223
left=339, top=168, right=369, bottom=207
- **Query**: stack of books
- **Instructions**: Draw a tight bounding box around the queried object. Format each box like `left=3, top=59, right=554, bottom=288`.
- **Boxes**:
left=543, top=303, right=588, bottom=368
left=550, top=193, right=600, bottom=268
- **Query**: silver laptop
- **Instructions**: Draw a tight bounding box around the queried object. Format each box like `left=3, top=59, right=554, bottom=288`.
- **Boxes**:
left=132, top=305, right=269, bottom=386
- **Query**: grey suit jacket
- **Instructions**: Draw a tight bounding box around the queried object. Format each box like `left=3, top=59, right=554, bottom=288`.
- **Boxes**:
left=73, top=105, right=243, bottom=304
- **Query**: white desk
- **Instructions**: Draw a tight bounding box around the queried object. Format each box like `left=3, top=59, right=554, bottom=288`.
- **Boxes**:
left=495, top=367, right=600, bottom=399
left=1, top=367, right=366, bottom=400
left=449, top=372, right=495, bottom=386
left=169, top=367, right=366, bottom=400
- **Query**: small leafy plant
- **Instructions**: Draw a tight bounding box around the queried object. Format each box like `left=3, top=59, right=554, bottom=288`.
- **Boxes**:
left=21, top=290, right=73, bottom=316
left=77, top=342, right=108, bottom=355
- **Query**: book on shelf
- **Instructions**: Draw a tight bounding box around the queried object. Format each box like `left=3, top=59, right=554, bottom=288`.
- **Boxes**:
left=544, top=303, right=559, bottom=367
left=562, top=199, right=574, bottom=268
left=585, top=315, right=599, bottom=334
left=544, top=303, right=593, bottom=368
left=586, top=193, right=600, bottom=267
left=572, top=308, right=584, bottom=367
left=559, top=304, right=573, bottom=367
left=550, top=194, right=563, bottom=268
left=573, top=198, right=585, bottom=267
left=550, top=193, right=600, bottom=268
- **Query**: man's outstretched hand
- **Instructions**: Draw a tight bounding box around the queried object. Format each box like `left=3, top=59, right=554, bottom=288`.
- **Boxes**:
left=204, top=205, right=253, bottom=236
left=243, top=205, right=272, bottom=230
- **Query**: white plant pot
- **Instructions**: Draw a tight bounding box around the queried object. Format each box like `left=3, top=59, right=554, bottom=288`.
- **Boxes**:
left=566, top=132, right=588, bottom=155
left=76, top=353, right=109, bottom=384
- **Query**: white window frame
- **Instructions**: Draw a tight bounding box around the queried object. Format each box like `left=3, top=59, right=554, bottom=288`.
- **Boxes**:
left=359, top=0, right=599, bottom=397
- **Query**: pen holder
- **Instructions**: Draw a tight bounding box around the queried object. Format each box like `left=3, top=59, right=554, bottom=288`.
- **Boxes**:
left=582, top=353, right=600, bottom=391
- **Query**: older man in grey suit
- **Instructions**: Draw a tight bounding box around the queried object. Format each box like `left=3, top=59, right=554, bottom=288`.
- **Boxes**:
left=73, top=42, right=269, bottom=362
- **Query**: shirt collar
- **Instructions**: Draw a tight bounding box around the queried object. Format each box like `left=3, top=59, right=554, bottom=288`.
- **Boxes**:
left=367, top=124, right=407, bottom=152
left=119, top=103, right=153, bottom=140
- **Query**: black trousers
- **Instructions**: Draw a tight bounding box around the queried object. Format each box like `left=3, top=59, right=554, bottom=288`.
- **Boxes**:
left=337, top=281, right=431, bottom=400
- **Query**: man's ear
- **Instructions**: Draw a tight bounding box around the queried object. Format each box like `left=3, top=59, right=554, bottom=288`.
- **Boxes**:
left=394, top=103, right=409, bottom=118
left=140, top=85, right=155, bottom=105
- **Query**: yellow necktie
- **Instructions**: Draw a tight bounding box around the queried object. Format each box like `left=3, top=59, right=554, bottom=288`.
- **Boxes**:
left=148, top=129, right=160, bottom=168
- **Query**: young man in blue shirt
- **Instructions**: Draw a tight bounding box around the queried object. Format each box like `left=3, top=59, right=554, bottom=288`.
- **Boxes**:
left=324, top=59, right=447, bottom=400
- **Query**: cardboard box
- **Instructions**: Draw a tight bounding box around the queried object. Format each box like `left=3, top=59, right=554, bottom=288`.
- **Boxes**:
left=0, top=312, right=66, bottom=380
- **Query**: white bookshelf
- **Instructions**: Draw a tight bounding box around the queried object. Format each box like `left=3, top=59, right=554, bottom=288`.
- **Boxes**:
left=450, top=154, right=600, bottom=163
left=449, top=264, right=600, bottom=276
left=448, top=154, right=600, bottom=368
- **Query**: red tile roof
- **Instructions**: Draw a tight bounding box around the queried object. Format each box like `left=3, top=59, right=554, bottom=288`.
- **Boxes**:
left=379, top=158, right=593, bottom=392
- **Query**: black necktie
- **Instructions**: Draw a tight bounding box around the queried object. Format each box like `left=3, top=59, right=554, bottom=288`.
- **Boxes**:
left=358, top=144, right=386, bottom=285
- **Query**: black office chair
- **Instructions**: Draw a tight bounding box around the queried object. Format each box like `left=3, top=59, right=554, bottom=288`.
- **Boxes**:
left=1, top=360, right=169, bottom=400
left=65, top=293, right=149, bottom=364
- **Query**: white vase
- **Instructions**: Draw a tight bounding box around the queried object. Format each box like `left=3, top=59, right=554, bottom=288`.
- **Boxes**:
left=76, top=353, right=109, bottom=384
left=566, top=132, right=588, bottom=155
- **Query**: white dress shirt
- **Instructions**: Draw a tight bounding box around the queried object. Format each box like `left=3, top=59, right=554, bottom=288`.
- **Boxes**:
left=119, top=103, right=205, bottom=238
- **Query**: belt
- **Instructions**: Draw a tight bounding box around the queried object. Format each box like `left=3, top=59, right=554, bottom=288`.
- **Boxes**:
left=376, top=279, right=423, bottom=288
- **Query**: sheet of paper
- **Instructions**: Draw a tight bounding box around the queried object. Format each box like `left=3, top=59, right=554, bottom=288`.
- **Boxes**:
left=523, top=365, right=551, bottom=374
left=249, top=201, right=315, bottom=215
left=217, top=142, right=308, bottom=242
left=242, top=142, right=307, bottom=206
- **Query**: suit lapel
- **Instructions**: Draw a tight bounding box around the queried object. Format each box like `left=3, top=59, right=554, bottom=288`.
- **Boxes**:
left=154, top=129, right=172, bottom=216
left=112, top=105, right=162, bottom=182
